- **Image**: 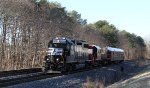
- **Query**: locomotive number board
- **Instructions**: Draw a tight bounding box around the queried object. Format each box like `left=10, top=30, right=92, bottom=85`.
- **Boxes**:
left=53, top=39, right=66, bottom=43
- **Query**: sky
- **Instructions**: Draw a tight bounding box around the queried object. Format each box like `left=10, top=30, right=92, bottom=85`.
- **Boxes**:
left=49, top=0, right=150, bottom=39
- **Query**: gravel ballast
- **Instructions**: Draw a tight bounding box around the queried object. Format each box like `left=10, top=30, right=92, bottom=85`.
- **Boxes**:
left=6, top=61, right=137, bottom=88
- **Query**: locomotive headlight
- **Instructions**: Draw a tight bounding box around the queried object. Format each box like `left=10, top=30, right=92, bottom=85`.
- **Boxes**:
left=46, top=57, right=51, bottom=61
left=56, top=58, right=59, bottom=61
left=47, top=58, right=49, bottom=61
left=45, top=55, right=53, bottom=62
left=59, top=52, right=63, bottom=55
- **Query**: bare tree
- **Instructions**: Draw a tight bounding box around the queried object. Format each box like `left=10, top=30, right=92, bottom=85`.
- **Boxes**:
left=0, top=0, right=147, bottom=71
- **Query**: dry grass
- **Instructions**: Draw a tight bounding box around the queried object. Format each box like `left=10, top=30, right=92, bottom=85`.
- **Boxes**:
left=114, top=67, right=150, bottom=88
left=135, top=58, right=150, bottom=67
left=108, top=60, right=150, bottom=88
left=83, top=77, right=105, bottom=88
left=135, top=60, right=145, bottom=67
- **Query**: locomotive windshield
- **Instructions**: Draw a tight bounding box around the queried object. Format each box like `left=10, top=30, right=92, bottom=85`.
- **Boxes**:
left=48, top=38, right=71, bottom=49
left=49, top=43, right=67, bottom=48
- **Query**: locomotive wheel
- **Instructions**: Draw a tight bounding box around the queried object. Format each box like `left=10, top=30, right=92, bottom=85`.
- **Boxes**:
left=119, top=60, right=123, bottom=63
left=72, top=64, right=76, bottom=70
left=85, top=61, right=92, bottom=69
left=42, top=66, right=48, bottom=73
left=65, top=63, right=75, bottom=73
left=98, top=61, right=102, bottom=66
left=61, top=64, right=68, bottom=73
left=42, top=62, right=50, bottom=73
left=102, top=60, right=106, bottom=65
left=60, top=64, right=73, bottom=73
left=68, top=64, right=73, bottom=72
left=107, top=60, right=112, bottom=65
left=85, top=61, right=89, bottom=68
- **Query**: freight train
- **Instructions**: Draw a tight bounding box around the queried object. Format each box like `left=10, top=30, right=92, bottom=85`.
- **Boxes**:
left=42, top=37, right=124, bottom=73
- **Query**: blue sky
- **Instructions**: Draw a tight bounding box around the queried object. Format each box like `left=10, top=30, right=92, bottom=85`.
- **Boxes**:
left=49, top=0, right=150, bottom=39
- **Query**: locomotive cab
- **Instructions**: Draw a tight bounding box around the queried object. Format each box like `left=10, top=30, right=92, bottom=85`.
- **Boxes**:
left=43, top=37, right=74, bottom=73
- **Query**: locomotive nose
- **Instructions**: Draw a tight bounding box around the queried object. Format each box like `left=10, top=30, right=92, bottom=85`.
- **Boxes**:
left=48, top=48, right=63, bottom=55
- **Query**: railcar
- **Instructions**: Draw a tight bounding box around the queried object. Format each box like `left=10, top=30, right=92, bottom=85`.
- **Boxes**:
left=101, top=47, right=124, bottom=64
left=87, top=45, right=102, bottom=66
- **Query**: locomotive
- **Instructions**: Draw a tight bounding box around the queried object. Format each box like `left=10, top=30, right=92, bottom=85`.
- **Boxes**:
left=42, top=37, right=124, bottom=73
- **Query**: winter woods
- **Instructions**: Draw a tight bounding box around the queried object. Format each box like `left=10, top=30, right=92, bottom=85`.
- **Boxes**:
left=0, top=0, right=146, bottom=71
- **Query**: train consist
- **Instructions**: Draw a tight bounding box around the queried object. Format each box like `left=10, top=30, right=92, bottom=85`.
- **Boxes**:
left=42, top=37, right=124, bottom=73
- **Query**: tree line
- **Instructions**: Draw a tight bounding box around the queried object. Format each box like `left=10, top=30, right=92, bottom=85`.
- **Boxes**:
left=0, top=0, right=146, bottom=71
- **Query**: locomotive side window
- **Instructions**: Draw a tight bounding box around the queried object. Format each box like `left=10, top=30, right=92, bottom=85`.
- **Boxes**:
left=48, top=40, right=52, bottom=47
left=48, top=39, right=67, bottom=48
left=101, top=48, right=106, bottom=54
left=71, top=40, right=76, bottom=44
left=84, top=44, right=89, bottom=48
left=51, top=43, right=66, bottom=48
left=107, top=50, right=111, bottom=58
left=65, top=40, right=73, bottom=56
left=77, top=42, right=82, bottom=45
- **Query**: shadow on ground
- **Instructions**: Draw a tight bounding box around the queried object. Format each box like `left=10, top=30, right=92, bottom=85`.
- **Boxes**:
left=107, top=59, right=150, bottom=88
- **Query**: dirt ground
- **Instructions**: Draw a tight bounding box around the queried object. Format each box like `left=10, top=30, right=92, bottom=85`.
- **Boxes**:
left=107, top=59, right=150, bottom=88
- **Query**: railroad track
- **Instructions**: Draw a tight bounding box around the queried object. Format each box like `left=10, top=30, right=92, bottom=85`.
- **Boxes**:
left=0, top=68, right=95, bottom=87
left=0, top=65, right=107, bottom=87
left=0, top=68, right=42, bottom=78
left=0, top=72, right=61, bottom=87
left=0, top=68, right=43, bottom=87
left=0, top=60, right=140, bottom=87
